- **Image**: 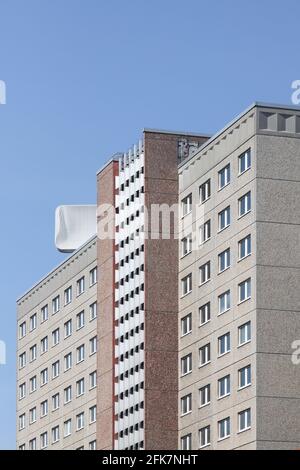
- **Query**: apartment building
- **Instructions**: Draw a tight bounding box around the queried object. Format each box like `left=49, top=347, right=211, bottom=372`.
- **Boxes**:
left=17, top=102, right=300, bottom=451
left=178, top=103, right=300, bottom=450
left=17, top=237, right=98, bottom=450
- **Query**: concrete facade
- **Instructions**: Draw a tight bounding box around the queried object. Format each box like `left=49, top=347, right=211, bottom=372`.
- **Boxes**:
left=17, top=237, right=98, bottom=450
left=178, top=103, right=300, bottom=450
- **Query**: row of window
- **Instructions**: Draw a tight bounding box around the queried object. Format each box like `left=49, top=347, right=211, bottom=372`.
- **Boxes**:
left=181, top=149, right=251, bottom=216
left=118, top=421, right=144, bottom=439
left=181, top=408, right=251, bottom=449
left=119, top=168, right=144, bottom=193
left=181, top=322, right=251, bottom=375
left=19, top=302, right=97, bottom=369
left=181, top=364, right=251, bottom=415
left=19, top=353, right=97, bottom=399
left=119, top=302, right=144, bottom=325
left=118, top=263, right=144, bottom=287
left=19, top=439, right=97, bottom=451
left=19, top=269, right=97, bottom=339
left=118, top=244, right=144, bottom=268
left=117, top=186, right=144, bottom=211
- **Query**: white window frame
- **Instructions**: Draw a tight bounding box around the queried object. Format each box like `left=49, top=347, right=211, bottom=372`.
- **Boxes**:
left=52, top=328, right=60, bottom=346
left=40, top=368, right=48, bottom=386
left=52, top=426, right=60, bottom=444
left=218, top=375, right=231, bottom=398
left=218, top=332, right=231, bottom=357
left=218, top=164, right=230, bottom=190
left=89, top=302, right=97, bottom=321
left=29, top=313, right=37, bottom=332
left=199, top=261, right=211, bottom=285
left=41, top=336, right=48, bottom=354
left=199, top=425, right=210, bottom=448
left=29, top=344, right=37, bottom=362
left=76, top=378, right=85, bottom=397
left=89, top=405, right=97, bottom=424
left=182, top=194, right=192, bottom=217
left=40, top=432, right=48, bottom=449
left=199, top=219, right=211, bottom=244
left=181, top=434, right=192, bottom=450
left=218, top=206, right=230, bottom=231
left=29, top=407, right=36, bottom=424
left=76, top=311, right=85, bottom=330
left=90, top=267, right=97, bottom=286
left=76, top=344, right=85, bottom=364
left=238, top=408, right=251, bottom=432
left=64, top=352, right=72, bottom=371
left=238, top=149, right=251, bottom=174
left=181, top=234, right=192, bottom=257
left=41, top=304, right=48, bottom=323
left=52, top=295, right=60, bottom=314
left=76, top=412, right=84, bottom=431
left=52, top=360, right=60, bottom=379
left=218, top=290, right=231, bottom=315
left=41, top=400, right=48, bottom=417
left=181, top=313, right=192, bottom=337
left=199, top=179, right=211, bottom=204
left=218, top=248, right=230, bottom=273
left=52, top=393, right=60, bottom=411
left=19, top=352, right=26, bottom=369
left=238, top=321, right=251, bottom=346
left=89, top=440, right=97, bottom=450
left=181, top=273, right=192, bottom=297
left=90, top=371, right=97, bottom=389
left=180, top=393, right=192, bottom=416
left=90, top=336, right=97, bottom=355
left=239, top=278, right=251, bottom=303
left=199, top=384, right=210, bottom=408
left=238, top=234, right=251, bottom=260
left=19, top=383, right=26, bottom=400
left=77, top=276, right=85, bottom=296
left=19, top=413, right=25, bottom=431
left=64, top=386, right=72, bottom=404
left=218, top=417, right=230, bottom=440
left=238, top=191, right=251, bottom=217
left=199, top=343, right=211, bottom=367
left=29, top=376, right=37, bottom=393
left=29, top=438, right=36, bottom=450
left=199, top=302, right=211, bottom=326
left=64, top=319, right=72, bottom=338
left=181, top=353, right=192, bottom=376
left=238, top=365, right=251, bottom=389
left=64, top=419, right=72, bottom=437
left=64, top=286, right=72, bottom=305
left=19, top=322, right=26, bottom=339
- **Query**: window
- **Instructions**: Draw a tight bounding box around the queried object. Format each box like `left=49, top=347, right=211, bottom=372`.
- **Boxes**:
left=218, top=332, right=231, bottom=356
left=76, top=344, right=85, bottom=363
left=29, top=438, right=36, bottom=450
left=218, top=206, right=230, bottom=231
left=219, top=164, right=230, bottom=190
left=52, top=328, right=60, bottom=346
left=52, top=360, right=60, bottom=379
left=90, top=336, right=97, bottom=355
left=239, top=278, right=251, bottom=303
left=64, top=319, right=72, bottom=338
left=29, top=407, right=36, bottom=424
left=182, top=194, right=192, bottom=217
left=218, top=290, right=230, bottom=314
left=76, top=311, right=85, bottom=330
left=199, top=384, right=210, bottom=407
left=29, top=344, right=37, bottom=362
left=89, top=440, right=97, bottom=450
left=218, top=248, right=230, bottom=273
left=40, top=368, right=48, bottom=386
left=238, top=321, right=251, bottom=346
left=181, top=394, right=192, bottom=416
left=239, top=365, right=251, bottom=389
left=52, top=393, right=60, bottom=411
left=199, top=220, right=211, bottom=244
left=76, top=378, right=85, bottom=397
left=239, top=149, right=251, bottom=174
left=76, top=412, right=84, bottom=430
left=64, top=286, right=72, bottom=305
left=218, top=417, right=230, bottom=440
left=19, top=383, right=26, bottom=400
left=64, top=352, right=72, bottom=371
left=90, top=302, right=97, bottom=321
left=29, top=313, right=37, bottom=331
left=89, top=405, right=97, bottom=423
left=199, top=261, right=211, bottom=285
left=29, top=376, right=37, bottom=393
left=19, top=444, right=25, bottom=450
left=64, top=386, right=72, bottom=404
left=181, top=273, right=192, bottom=296
left=238, top=408, right=251, bottom=432
left=199, top=179, right=211, bottom=203
left=181, top=234, right=192, bottom=257
left=218, top=375, right=230, bottom=398
left=41, top=400, right=48, bottom=417
left=90, top=267, right=97, bottom=286
left=181, top=434, right=192, bottom=450
left=199, top=302, right=211, bottom=326
left=181, top=353, right=192, bottom=376
left=199, top=343, right=211, bottom=367
left=19, top=322, right=26, bottom=339
left=19, top=352, right=26, bottom=369
left=181, top=313, right=192, bottom=336
left=239, top=192, right=251, bottom=217
left=90, top=371, right=97, bottom=389
left=19, top=413, right=25, bottom=430
left=199, top=426, right=210, bottom=448
left=52, top=426, right=60, bottom=444
left=40, top=432, right=48, bottom=449
left=41, top=305, right=48, bottom=322
left=41, top=336, right=48, bottom=354
left=77, top=276, right=85, bottom=296
left=64, top=419, right=72, bottom=437
left=238, top=234, right=251, bottom=260
left=52, top=295, right=60, bottom=314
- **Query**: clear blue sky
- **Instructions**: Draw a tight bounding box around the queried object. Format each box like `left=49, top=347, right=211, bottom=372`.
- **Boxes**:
left=0, top=0, right=299, bottom=449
